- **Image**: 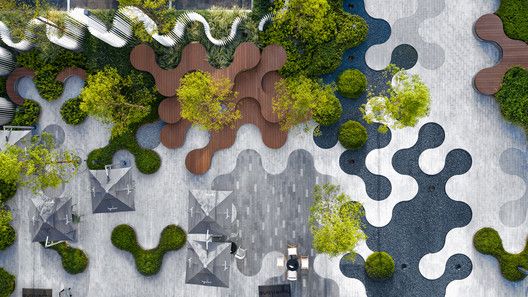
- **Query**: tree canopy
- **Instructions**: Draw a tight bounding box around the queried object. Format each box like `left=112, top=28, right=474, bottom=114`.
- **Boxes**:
left=80, top=67, right=157, bottom=138
left=0, top=133, right=79, bottom=193
left=177, top=71, right=241, bottom=131
left=362, top=66, right=430, bottom=133
left=273, top=75, right=341, bottom=131
left=309, top=183, right=366, bottom=258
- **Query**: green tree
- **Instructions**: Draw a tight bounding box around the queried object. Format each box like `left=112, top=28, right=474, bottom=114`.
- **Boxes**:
left=177, top=71, right=241, bottom=131
left=0, top=133, right=79, bottom=193
left=80, top=67, right=156, bottom=138
left=273, top=75, right=341, bottom=131
left=0, top=209, right=15, bottom=250
left=309, top=183, right=366, bottom=258
left=362, top=66, right=430, bottom=133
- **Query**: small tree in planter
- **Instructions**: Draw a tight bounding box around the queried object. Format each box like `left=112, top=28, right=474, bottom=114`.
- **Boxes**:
left=365, top=251, right=395, bottom=280
left=177, top=71, right=241, bottom=132
left=309, top=183, right=366, bottom=259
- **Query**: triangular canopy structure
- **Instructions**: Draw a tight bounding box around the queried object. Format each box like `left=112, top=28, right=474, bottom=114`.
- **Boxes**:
left=89, top=167, right=135, bottom=213
left=185, top=239, right=231, bottom=288
left=29, top=195, right=76, bottom=243
left=0, top=129, right=32, bottom=151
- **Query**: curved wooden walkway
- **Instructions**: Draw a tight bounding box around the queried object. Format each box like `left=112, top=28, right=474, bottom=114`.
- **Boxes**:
left=6, top=67, right=86, bottom=105
left=474, top=14, right=528, bottom=95
left=131, top=42, right=288, bottom=174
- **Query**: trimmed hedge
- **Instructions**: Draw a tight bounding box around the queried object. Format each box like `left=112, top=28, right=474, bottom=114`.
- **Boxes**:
left=497, top=0, right=528, bottom=43
left=338, top=120, right=368, bottom=149
left=0, top=180, right=17, bottom=203
left=495, top=67, right=528, bottom=133
left=0, top=225, right=15, bottom=251
left=365, top=251, right=395, bottom=280
left=48, top=242, right=89, bottom=275
left=473, top=227, right=528, bottom=282
left=111, top=224, right=187, bottom=276
left=10, top=100, right=41, bottom=127
left=0, top=268, right=15, bottom=297
left=313, top=94, right=343, bottom=126
left=61, top=97, right=88, bottom=125
left=87, top=132, right=161, bottom=174
left=337, top=69, right=367, bottom=99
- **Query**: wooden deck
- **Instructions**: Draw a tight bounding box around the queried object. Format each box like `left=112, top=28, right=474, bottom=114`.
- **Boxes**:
left=132, top=42, right=288, bottom=174
left=6, top=67, right=86, bottom=105
left=474, top=14, right=528, bottom=95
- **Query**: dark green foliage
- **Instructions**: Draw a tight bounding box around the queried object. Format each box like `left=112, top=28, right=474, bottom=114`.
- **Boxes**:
left=0, top=268, right=15, bottom=297
left=111, top=224, right=187, bottom=276
left=60, top=97, right=87, bottom=125
left=0, top=180, right=17, bottom=203
left=0, top=225, right=15, bottom=251
left=82, top=36, right=137, bottom=75
left=87, top=132, right=161, bottom=175
left=495, top=67, right=528, bottom=133
left=16, top=48, right=86, bottom=101
left=338, top=120, right=368, bottom=149
left=497, top=0, right=528, bottom=43
left=337, top=69, right=367, bottom=99
left=473, top=227, right=528, bottom=282
left=10, top=99, right=40, bottom=127
left=312, top=95, right=342, bottom=126
left=365, top=251, right=395, bottom=280
left=0, top=77, right=6, bottom=98
left=48, top=242, right=89, bottom=274
left=260, top=0, right=368, bottom=77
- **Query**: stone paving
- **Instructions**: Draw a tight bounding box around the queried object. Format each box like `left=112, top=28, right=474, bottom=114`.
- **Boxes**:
left=1, top=0, right=528, bottom=296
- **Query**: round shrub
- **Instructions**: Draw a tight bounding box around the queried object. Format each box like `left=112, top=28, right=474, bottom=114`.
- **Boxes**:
left=0, top=180, right=17, bottom=203
left=159, top=225, right=187, bottom=251
left=49, top=242, right=89, bottom=274
left=0, top=225, right=15, bottom=250
left=0, top=268, right=15, bottom=297
left=337, top=69, right=367, bottom=99
left=473, top=227, right=503, bottom=256
left=61, top=97, right=88, bottom=125
left=34, top=65, right=63, bottom=101
left=10, top=100, right=41, bottom=127
left=313, top=95, right=343, bottom=126
left=365, top=252, right=395, bottom=280
left=111, top=224, right=138, bottom=252
left=136, top=150, right=162, bottom=175
left=338, top=120, right=368, bottom=149
left=135, top=250, right=162, bottom=276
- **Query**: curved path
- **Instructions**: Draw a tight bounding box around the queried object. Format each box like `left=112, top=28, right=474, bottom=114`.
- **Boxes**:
left=474, top=14, right=528, bottom=95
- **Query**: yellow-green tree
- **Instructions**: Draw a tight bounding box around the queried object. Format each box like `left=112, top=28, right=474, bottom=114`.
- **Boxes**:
left=177, top=71, right=241, bottom=131
left=0, top=134, right=79, bottom=193
left=309, top=183, right=366, bottom=258
left=80, top=67, right=156, bottom=138
left=273, top=75, right=341, bottom=131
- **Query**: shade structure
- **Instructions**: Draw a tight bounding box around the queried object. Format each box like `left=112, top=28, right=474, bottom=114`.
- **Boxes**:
left=29, top=195, right=76, bottom=243
left=89, top=167, right=135, bottom=213
left=0, top=128, right=32, bottom=151
left=185, top=190, right=236, bottom=288
left=0, top=97, right=15, bottom=126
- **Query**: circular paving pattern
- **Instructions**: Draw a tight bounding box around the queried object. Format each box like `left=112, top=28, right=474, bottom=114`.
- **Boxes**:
left=42, top=124, right=65, bottom=147
left=390, top=44, right=419, bottom=70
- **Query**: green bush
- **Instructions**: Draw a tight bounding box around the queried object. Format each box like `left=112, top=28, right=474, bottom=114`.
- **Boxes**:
left=61, top=97, right=88, bottom=125
left=473, top=227, right=528, bottom=282
left=338, top=120, right=368, bottom=149
left=10, top=100, right=41, bottom=127
left=48, top=242, right=89, bottom=275
left=0, top=225, right=15, bottom=251
left=495, top=67, right=528, bottom=133
left=0, top=268, right=15, bottom=297
left=497, top=0, right=528, bottom=43
left=312, top=94, right=342, bottom=126
left=87, top=132, right=161, bottom=175
left=17, top=48, right=86, bottom=102
left=365, top=252, right=395, bottom=280
left=337, top=69, right=367, bottom=99
left=111, top=224, right=187, bottom=276
left=0, top=180, right=17, bottom=203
